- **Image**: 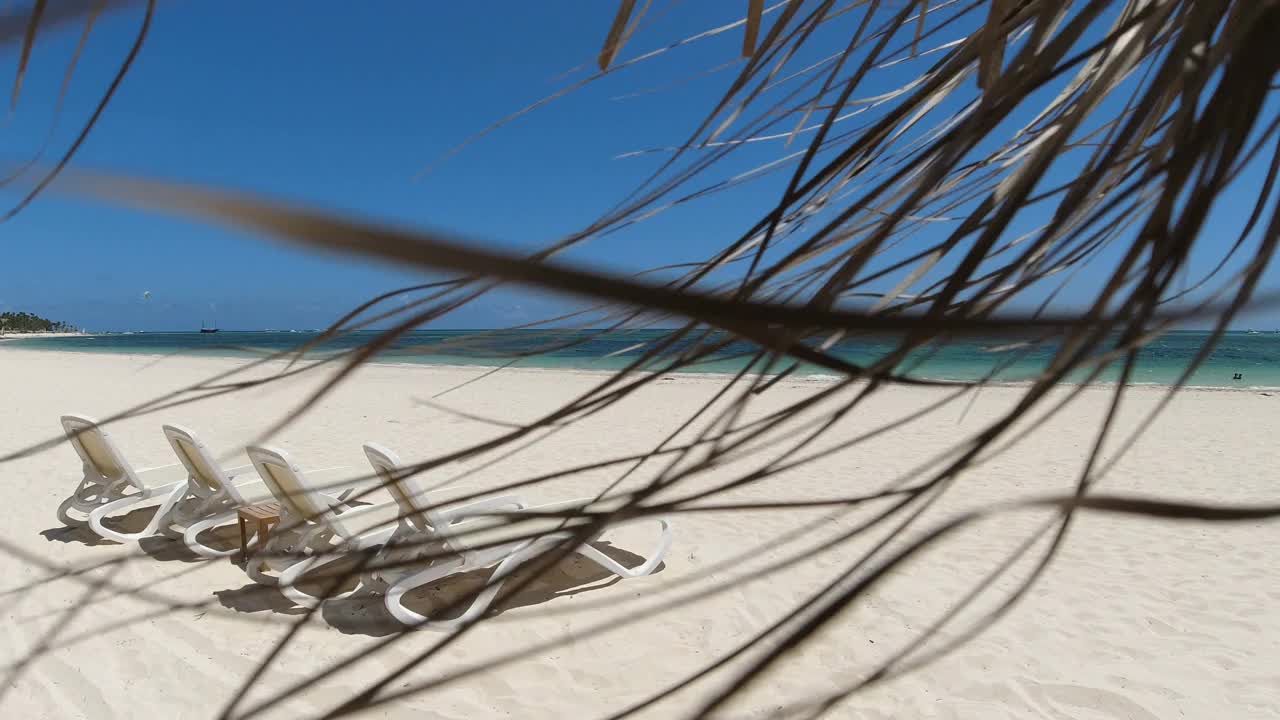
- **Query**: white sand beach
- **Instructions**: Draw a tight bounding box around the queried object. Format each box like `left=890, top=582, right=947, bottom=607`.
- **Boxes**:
left=1, top=347, right=1277, bottom=719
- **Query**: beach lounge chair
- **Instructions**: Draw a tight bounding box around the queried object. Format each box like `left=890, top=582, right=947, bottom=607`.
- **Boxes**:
left=161, top=424, right=280, bottom=558
left=58, top=414, right=191, bottom=541
left=362, top=442, right=672, bottom=630
left=244, top=445, right=400, bottom=608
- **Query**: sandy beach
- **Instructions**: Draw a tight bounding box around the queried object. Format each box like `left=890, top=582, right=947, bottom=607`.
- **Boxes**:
left=1, top=347, right=1277, bottom=719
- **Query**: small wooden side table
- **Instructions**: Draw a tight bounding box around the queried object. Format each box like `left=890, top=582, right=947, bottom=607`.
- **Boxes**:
left=237, top=501, right=282, bottom=560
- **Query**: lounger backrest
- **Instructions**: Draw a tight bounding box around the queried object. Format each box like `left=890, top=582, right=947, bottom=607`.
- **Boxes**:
left=60, top=414, right=144, bottom=490
left=163, top=424, right=244, bottom=503
left=362, top=443, right=445, bottom=536
left=245, top=445, right=331, bottom=522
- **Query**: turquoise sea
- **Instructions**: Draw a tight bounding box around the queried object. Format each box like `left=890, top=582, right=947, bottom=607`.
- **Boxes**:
left=3, top=330, right=1279, bottom=389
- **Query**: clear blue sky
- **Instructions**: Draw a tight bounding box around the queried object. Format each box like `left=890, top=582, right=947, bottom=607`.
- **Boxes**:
left=1, top=2, right=1276, bottom=331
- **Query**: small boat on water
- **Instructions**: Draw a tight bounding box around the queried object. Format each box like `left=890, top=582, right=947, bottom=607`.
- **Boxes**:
left=200, top=320, right=219, bottom=334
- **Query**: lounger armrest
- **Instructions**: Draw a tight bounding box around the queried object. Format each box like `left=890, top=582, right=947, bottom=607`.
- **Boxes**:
left=310, top=475, right=379, bottom=513
left=306, top=466, right=362, bottom=490
left=223, top=464, right=257, bottom=480
left=327, top=498, right=396, bottom=517
left=309, top=487, right=359, bottom=512
left=439, top=495, right=527, bottom=521
left=350, top=524, right=396, bottom=550
left=520, top=497, right=595, bottom=516
left=135, top=462, right=183, bottom=474
left=308, top=467, right=390, bottom=507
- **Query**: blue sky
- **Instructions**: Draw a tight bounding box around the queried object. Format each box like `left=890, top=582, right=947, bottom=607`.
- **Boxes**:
left=1, top=2, right=1277, bottom=331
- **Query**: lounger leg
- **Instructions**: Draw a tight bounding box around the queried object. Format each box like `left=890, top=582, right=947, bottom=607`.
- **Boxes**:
left=87, top=483, right=188, bottom=544
left=278, top=556, right=324, bottom=608
left=442, top=548, right=532, bottom=629
left=245, top=528, right=298, bottom=586
left=576, top=517, right=673, bottom=578
left=278, top=552, right=371, bottom=608
left=387, top=541, right=558, bottom=632
left=383, top=559, right=471, bottom=629
left=56, top=493, right=94, bottom=527
left=270, top=524, right=363, bottom=608
left=184, top=510, right=242, bottom=558
left=57, top=477, right=128, bottom=526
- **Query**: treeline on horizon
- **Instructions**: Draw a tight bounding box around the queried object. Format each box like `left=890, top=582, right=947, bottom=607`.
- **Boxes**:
left=0, top=311, right=75, bottom=333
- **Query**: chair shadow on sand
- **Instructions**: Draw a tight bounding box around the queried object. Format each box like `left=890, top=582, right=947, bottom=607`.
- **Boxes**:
left=215, top=540, right=664, bottom=636
left=40, top=509, right=244, bottom=564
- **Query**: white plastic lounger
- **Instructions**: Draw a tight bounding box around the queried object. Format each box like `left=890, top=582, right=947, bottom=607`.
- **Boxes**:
left=58, top=414, right=190, bottom=540
left=244, top=445, right=400, bottom=609
left=363, top=442, right=672, bottom=630
left=161, top=424, right=276, bottom=558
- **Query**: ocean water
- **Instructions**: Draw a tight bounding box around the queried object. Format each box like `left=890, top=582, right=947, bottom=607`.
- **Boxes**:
left=3, top=329, right=1279, bottom=389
